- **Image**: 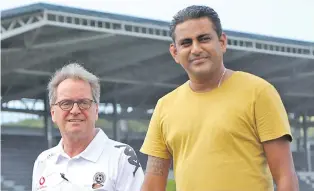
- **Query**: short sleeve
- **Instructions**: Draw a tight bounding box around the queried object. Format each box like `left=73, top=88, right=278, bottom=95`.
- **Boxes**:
left=115, top=145, right=144, bottom=191
left=255, top=84, right=292, bottom=142
left=140, top=99, right=171, bottom=159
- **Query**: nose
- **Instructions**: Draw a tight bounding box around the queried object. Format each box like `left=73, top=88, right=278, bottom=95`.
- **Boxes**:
left=191, top=41, right=202, bottom=55
left=70, top=103, right=81, bottom=114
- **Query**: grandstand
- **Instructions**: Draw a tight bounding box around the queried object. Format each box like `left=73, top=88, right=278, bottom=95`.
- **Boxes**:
left=1, top=2, right=314, bottom=191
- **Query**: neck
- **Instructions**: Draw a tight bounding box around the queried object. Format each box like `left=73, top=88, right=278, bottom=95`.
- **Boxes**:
left=62, top=128, right=96, bottom=158
left=189, top=67, right=227, bottom=92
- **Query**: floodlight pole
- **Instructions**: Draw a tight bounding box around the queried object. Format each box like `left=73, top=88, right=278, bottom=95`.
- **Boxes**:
left=113, top=99, right=118, bottom=141
left=44, top=94, right=53, bottom=149
left=302, top=114, right=311, bottom=172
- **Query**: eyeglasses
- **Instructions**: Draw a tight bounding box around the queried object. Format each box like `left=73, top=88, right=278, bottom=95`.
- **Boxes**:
left=52, top=99, right=96, bottom=111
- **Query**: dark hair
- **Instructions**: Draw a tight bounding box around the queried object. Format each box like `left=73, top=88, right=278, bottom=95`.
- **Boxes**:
left=169, top=5, right=223, bottom=42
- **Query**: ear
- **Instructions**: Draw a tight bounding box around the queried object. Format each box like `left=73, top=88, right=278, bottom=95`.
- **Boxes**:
left=169, top=43, right=180, bottom=64
left=51, top=107, right=56, bottom=123
left=219, top=33, right=227, bottom=53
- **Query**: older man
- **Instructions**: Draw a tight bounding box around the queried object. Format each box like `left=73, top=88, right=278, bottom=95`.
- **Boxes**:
left=32, top=63, right=144, bottom=191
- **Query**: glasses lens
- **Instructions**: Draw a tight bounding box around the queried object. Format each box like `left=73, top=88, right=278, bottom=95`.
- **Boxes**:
left=59, top=100, right=74, bottom=110
left=78, top=99, right=92, bottom=110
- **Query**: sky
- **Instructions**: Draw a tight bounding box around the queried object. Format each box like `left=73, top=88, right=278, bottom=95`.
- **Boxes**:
left=1, top=0, right=314, bottom=43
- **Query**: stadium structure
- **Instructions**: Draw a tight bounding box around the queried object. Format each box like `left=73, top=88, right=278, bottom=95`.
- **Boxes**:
left=1, top=3, right=314, bottom=191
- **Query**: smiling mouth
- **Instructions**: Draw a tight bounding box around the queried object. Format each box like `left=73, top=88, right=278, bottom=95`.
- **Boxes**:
left=68, top=119, right=84, bottom=122
left=190, top=57, right=207, bottom=64
left=191, top=56, right=208, bottom=60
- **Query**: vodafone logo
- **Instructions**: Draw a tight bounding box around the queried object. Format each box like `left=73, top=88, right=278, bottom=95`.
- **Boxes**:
left=39, top=177, right=45, bottom=185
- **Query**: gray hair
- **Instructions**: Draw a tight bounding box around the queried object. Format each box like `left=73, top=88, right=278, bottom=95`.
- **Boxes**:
left=48, top=63, right=100, bottom=105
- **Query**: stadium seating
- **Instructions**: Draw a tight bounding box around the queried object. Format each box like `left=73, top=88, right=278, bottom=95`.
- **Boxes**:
left=298, top=172, right=314, bottom=190
left=1, top=175, right=25, bottom=191
left=274, top=172, right=314, bottom=191
left=1, top=134, right=48, bottom=191
left=293, top=151, right=314, bottom=172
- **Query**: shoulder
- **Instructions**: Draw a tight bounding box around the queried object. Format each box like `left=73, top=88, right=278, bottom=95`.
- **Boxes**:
left=105, top=139, right=141, bottom=169
left=105, top=139, right=138, bottom=159
left=154, top=81, right=188, bottom=108
left=35, top=145, right=59, bottom=163
left=105, top=139, right=134, bottom=151
left=233, top=71, right=276, bottom=95
left=234, top=71, right=272, bottom=87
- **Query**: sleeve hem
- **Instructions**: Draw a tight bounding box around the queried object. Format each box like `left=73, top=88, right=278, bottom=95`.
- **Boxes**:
left=140, top=148, right=171, bottom=160
left=260, top=133, right=293, bottom=143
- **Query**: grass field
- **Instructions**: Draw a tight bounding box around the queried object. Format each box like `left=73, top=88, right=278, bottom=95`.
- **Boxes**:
left=166, top=179, right=176, bottom=191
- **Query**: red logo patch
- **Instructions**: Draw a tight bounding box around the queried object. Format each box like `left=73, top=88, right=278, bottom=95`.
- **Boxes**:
left=39, top=177, right=45, bottom=185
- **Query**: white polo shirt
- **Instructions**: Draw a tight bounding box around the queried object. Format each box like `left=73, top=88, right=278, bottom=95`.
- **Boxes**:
left=32, top=128, right=144, bottom=191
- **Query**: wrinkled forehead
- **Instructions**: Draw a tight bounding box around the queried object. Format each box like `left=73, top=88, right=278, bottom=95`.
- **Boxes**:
left=56, top=79, right=93, bottom=101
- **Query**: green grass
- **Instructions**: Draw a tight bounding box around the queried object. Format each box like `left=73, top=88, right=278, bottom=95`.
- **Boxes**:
left=166, top=179, right=176, bottom=191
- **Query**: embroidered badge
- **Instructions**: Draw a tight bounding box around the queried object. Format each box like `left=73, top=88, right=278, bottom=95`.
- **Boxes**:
left=92, top=172, right=105, bottom=189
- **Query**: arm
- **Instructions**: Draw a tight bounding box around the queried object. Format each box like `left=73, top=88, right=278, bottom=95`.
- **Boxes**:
left=140, top=99, right=172, bottom=190
left=254, top=84, right=299, bottom=191
left=141, top=156, right=171, bottom=191
left=263, top=136, right=299, bottom=191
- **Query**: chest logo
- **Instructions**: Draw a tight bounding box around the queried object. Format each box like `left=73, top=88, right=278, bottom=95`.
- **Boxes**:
left=92, top=172, right=105, bottom=189
left=94, top=172, right=105, bottom=183
left=39, top=176, right=45, bottom=185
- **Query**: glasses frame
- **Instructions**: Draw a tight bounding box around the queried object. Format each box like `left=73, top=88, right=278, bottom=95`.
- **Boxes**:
left=52, top=98, right=96, bottom=111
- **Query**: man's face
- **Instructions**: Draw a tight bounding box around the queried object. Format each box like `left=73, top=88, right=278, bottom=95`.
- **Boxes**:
left=170, top=17, right=227, bottom=80
left=51, top=78, right=98, bottom=138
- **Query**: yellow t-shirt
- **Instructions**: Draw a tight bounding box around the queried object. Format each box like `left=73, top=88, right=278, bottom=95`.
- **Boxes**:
left=140, top=71, right=292, bottom=191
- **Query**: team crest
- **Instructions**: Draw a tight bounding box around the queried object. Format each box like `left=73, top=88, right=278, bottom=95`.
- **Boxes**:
left=92, top=172, right=105, bottom=189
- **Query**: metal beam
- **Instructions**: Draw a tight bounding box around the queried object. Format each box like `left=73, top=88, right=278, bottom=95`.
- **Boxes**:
left=2, top=33, right=115, bottom=54
left=2, top=85, right=47, bottom=102
left=2, top=33, right=116, bottom=75
left=289, top=118, right=314, bottom=127
left=102, top=61, right=184, bottom=99
left=1, top=106, right=44, bottom=115
left=292, top=99, right=314, bottom=112
left=99, top=76, right=177, bottom=88
left=1, top=13, right=46, bottom=40
left=224, top=50, right=252, bottom=63
left=269, top=71, right=314, bottom=83
left=284, top=92, right=314, bottom=98
left=12, top=68, right=178, bottom=88
left=94, top=41, right=169, bottom=76
left=103, top=55, right=174, bottom=80
left=1, top=105, right=152, bottom=120
left=23, top=27, right=42, bottom=48
left=258, top=58, right=307, bottom=77
left=281, top=79, right=314, bottom=98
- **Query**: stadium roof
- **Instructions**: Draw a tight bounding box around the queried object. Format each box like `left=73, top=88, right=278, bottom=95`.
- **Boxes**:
left=1, top=2, right=314, bottom=116
left=2, top=2, right=314, bottom=46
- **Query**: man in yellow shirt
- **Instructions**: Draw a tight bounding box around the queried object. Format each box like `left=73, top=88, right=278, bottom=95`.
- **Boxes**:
left=140, top=5, right=299, bottom=191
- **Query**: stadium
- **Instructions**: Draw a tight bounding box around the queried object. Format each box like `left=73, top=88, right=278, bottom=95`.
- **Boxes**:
left=1, top=2, right=314, bottom=191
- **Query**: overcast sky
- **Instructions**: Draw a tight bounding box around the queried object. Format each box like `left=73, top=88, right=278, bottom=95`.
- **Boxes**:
left=1, top=0, right=314, bottom=43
